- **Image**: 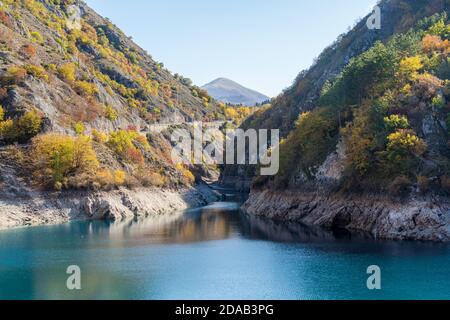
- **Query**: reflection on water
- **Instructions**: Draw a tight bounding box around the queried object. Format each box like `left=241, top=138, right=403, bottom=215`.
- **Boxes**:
left=1, top=193, right=450, bottom=300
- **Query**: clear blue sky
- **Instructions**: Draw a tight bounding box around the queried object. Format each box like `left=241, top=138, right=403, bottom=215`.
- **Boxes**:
left=85, top=0, right=377, bottom=97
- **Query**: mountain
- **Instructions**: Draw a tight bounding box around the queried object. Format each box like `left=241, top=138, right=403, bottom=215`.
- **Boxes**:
left=202, top=78, right=269, bottom=106
left=0, top=0, right=226, bottom=196
left=238, top=0, right=449, bottom=137
left=223, top=0, right=450, bottom=241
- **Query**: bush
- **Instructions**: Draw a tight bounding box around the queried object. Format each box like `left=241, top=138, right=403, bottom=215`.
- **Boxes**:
left=440, top=176, right=450, bottom=193
left=31, top=134, right=99, bottom=189
left=0, top=110, right=42, bottom=144
left=126, top=146, right=144, bottom=165
left=73, top=122, right=85, bottom=135
left=417, top=175, right=430, bottom=194
left=104, top=105, right=118, bottom=121
left=389, top=176, right=412, bottom=197
left=25, top=65, right=48, bottom=81
left=384, top=115, right=409, bottom=131
left=30, top=31, right=43, bottom=43
left=382, top=129, right=427, bottom=176
left=398, top=56, right=423, bottom=80
left=2, top=66, right=27, bottom=85
left=58, top=63, right=77, bottom=82
left=0, top=119, right=15, bottom=142
left=20, top=44, right=36, bottom=59
left=91, top=129, right=107, bottom=143
left=74, top=80, right=98, bottom=96
left=141, top=171, right=166, bottom=187
left=107, top=130, right=149, bottom=164
left=176, top=163, right=195, bottom=185
left=16, top=110, right=43, bottom=142
left=93, top=169, right=126, bottom=190
left=0, top=10, right=12, bottom=28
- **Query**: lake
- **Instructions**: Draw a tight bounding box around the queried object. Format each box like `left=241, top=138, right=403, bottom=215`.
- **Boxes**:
left=1, top=191, right=450, bottom=300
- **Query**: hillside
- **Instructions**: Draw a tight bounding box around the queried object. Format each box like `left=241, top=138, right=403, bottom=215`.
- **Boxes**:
left=223, top=0, right=450, bottom=187
left=202, top=78, right=269, bottom=106
left=0, top=0, right=226, bottom=197
left=224, top=0, right=450, bottom=240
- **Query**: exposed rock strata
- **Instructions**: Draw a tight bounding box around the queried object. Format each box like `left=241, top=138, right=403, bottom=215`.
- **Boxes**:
left=243, top=190, right=450, bottom=242
left=0, top=184, right=218, bottom=230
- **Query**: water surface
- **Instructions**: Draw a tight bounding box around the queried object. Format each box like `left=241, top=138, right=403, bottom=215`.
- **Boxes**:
left=1, top=194, right=450, bottom=300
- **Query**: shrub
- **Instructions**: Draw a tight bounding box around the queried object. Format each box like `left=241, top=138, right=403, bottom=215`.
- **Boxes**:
left=104, top=105, right=118, bottom=121
left=441, top=176, right=450, bottom=193
left=0, top=110, right=42, bottom=143
left=0, top=119, right=15, bottom=142
left=389, top=176, right=412, bottom=197
left=16, top=110, right=43, bottom=142
left=0, top=88, right=7, bottom=100
left=141, top=171, right=166, bottom=187
left=382, top=129, right=426, bottom=176
left=91, top=129, right=107, bottom=143
left=20, top=44, right=36, bottom=59
left=417, top=175, right=430, bottom=194
left=45, top=64, right=57, bottom=72
left=73, top=122, right=85, bottom=135
left=125, top=175, right=140, bottom=189
left=2, top=66, right=27, bottom=85
left=0, top=10, right=12, bottom=28
left=31, top=134, right=99, bottom=189
left=113, top=170, right=126, bottom=185
left=94, top=169, right=116, bottom=190
left=58, top=63, right=77, bottom=82
left=74, top=81, right=98, bottom=96
left=126, top=146, right=144, bottom=165
left=384, top=115, right=409, bottom=131
left=108, top=130, right=137, bottom=155
left=93, top=169, right=126, bottom=190
left=30, top=31, right=43, bottom=43
left=432, top=94, right=446, bottom=109
left=0, top=106, right=4, bottom=121
left=386, top=130, right=426, bottom=157
left=25, top=65, right=48, bottom=81
left=398, top=56, right=423, bottom=79
left=422, top=34, right=450, bottom=54
left=176, top=163, right=195, bottom=185
left=414, top=73, right=444, bottom=99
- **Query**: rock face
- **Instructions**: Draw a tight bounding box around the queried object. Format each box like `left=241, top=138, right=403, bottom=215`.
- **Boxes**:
left=0, top=185, right=218, bottom=230
left=243, top=190, right=450, bottom=242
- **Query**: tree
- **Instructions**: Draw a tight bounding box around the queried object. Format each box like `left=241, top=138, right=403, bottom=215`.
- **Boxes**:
left=31, top=134, right=99, bottom=189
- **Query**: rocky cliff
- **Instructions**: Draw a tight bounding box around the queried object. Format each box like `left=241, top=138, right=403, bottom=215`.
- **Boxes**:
left=0, top=0, right=225, bottom=228
left=229, top=0, right=450, bottom=242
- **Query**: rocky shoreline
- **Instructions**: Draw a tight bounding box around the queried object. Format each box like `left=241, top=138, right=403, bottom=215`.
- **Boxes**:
left=0, top=183, right=219, bottom=230
left=243, top=189, right=450, bottom=242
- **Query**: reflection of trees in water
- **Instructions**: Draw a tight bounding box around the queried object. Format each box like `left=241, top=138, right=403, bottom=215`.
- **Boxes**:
left=82, top=207, right=238, bottom=245
left=237, top=213, right=450, bottom=257
left=68, top=201, right=450, bottom=256
left=157, top=209, right=235, bottom=243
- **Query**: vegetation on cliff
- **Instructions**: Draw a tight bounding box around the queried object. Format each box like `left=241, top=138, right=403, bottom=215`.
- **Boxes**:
left=258, top=13, right=450, bottom=196
left=0, top=0, right=229, bottom=191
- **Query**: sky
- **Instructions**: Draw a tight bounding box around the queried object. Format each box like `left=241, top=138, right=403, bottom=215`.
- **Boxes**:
left=85, top=0, right=378, bottom=97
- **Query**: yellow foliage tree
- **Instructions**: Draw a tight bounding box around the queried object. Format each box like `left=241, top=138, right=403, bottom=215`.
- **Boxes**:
left=31, top=134, right=99, bottom=189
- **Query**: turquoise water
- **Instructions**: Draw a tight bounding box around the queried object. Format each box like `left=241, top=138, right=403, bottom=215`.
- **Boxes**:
left=1, top=197, right=450, bottom=300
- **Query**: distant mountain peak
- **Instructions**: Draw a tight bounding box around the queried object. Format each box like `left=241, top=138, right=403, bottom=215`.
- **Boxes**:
left=202, top=78, right=269, bottom=106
